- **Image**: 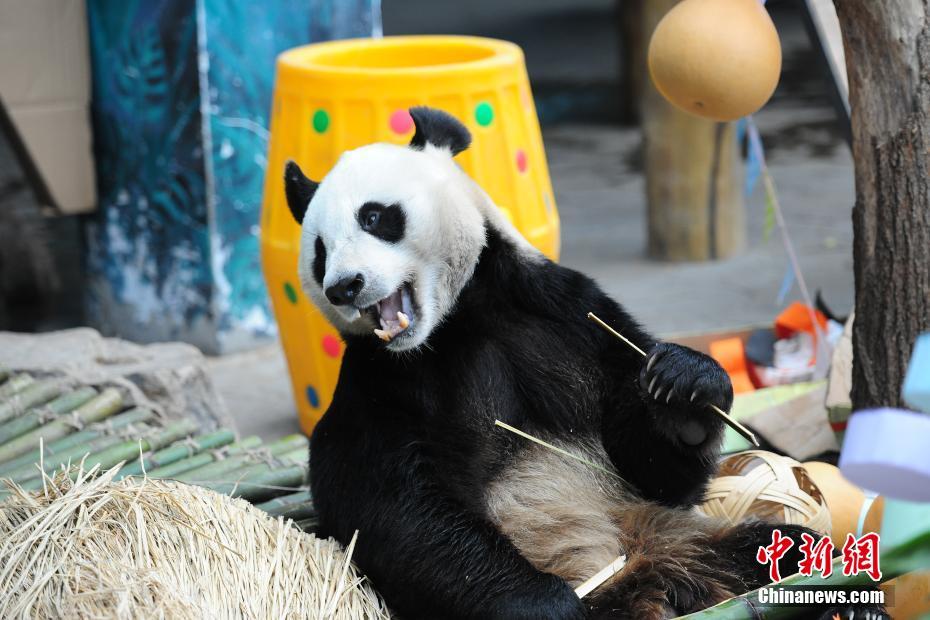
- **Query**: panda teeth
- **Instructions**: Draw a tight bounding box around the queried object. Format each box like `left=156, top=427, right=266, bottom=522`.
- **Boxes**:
left=397, top=311, right=410, bottom=329
left=373, top=328, right=392, bottom=342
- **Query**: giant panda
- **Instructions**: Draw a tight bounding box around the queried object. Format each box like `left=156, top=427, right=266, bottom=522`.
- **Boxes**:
left=284, top=107, right=884, bottom=620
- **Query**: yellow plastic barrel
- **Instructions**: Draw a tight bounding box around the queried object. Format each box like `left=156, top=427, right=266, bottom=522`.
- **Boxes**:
left=261, top=35, right=560, bottom=434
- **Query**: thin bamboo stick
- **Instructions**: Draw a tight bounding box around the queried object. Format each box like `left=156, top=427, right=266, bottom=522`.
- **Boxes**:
left=0, top=388, right=122, bottom=464
left=118, top=428, right=235, bottom=478
left=0, top=387, right=97, bottom=450
left=0, top=374, right=34, bottom=401
left=144, top=435, right=261, bottom=479
left=0, top=380, right=65, bottom=424
left=0, top=407, right=153, bottom=475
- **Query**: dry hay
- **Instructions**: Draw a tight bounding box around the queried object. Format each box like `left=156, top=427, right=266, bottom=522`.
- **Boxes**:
left=0, top=465, right=390, bottom=619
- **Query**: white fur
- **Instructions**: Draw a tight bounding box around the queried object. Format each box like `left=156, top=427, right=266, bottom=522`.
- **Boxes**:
left=297, top=142, right=540, bottom=351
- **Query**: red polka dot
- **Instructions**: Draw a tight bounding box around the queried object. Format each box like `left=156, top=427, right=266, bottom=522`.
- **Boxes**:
left=322, top=334, right=342, bottom=358
left=516, top=149, right=528, bottom=173
left=389, top=109, right=414, bottom=135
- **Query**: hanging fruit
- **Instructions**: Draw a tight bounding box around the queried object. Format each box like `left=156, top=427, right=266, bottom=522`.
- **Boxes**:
left=648, top=0, right=782, bottom=121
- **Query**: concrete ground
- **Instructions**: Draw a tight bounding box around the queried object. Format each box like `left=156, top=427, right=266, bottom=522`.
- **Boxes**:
left=212, top=0, right=856, bottom=439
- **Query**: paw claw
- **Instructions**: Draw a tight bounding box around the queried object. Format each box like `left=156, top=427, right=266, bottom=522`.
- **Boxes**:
left=690, top=390, right=699, bottom=403
left=646, top=354, right=659, bottom=373
left=666, top=389, right=675, bottom=404
left=649, top=376, right=658, bottom=394
left=654, top=386, right=664, bottom=401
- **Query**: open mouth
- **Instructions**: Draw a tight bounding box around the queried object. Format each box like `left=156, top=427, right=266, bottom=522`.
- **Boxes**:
left=364, top=283, right=416, bottom=343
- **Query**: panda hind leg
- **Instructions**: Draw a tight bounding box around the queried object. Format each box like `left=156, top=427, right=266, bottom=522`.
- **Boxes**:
left=585, top=505, right=751, bottom=620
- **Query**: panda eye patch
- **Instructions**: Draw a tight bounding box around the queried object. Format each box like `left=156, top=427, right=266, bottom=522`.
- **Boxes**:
left=357, top=202, right=405, bottom=243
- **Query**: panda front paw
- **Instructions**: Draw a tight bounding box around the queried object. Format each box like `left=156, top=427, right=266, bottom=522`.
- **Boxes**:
left=639, top=342, right=733, bottom=446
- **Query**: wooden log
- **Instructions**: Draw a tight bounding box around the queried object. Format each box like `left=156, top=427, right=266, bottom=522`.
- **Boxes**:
left=640, top=0, right=745, bottom=261
left=0, top=380, right=66, bottom=424
left=0, top=407, right=153, bottom=475
left=0, top=388, right=123, bottom=464
left=0, top=387, right=97, bottom=449
left=118, top=428, right=235, bottom=478
left=145, top=435, right=261, bottom=479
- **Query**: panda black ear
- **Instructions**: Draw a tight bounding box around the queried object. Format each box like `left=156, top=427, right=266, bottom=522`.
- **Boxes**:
left=408, top=107, right=471, bottom=156
left=284, top=160, right=318, bottom=224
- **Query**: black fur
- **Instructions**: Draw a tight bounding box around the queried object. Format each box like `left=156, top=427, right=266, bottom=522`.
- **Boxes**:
left=311, top=226, right=734, bottom=618
left=409, top=106, right=471, bottom=155
left=358, top=201, right=406, bottom=243
left=312, top=237, right=326, bottom=286
left=284, top=160, right=318, bottom=224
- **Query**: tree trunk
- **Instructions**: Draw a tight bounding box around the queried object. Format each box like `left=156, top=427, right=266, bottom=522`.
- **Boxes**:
left=640, top=0, right=745, bottom=261
left=834, top=1, right=930, bottom=409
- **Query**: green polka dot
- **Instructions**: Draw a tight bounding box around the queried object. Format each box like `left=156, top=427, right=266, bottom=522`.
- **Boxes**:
left=312, top=109, right=329, bottom=133
left=284, top=282, right=298, bottom=304
left=474, top=102, right=494, bottom=127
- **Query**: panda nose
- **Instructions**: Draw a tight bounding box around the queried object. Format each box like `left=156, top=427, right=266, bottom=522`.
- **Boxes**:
left=325, top=274, right=365, bottom=306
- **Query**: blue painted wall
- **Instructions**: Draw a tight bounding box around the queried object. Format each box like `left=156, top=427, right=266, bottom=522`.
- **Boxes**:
left=85, top=0, right=378, bottom=352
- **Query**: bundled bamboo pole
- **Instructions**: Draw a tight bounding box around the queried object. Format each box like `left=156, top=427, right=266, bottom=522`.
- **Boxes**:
left=144, top=435, right=262, bottom=479
left=255, top=490, right=312, bottom=513
left=0, top=380, right=66, bottom=425
left=192, top=446, right=308, bottom=501
left=85, top=419, right=200, bottom=473
left=0, top=387, right=97, bottom=451
left=259, top=492, right=316, bottom=522
left=117, top=428, right=235, bottom=478
left=0, top=374, right=34, bottom=401
left=0, top=388, right=122, bottom=464
left=0, top=407, right=153, bottom=476
left=12, top=419, right=197, bottom=493
left=175, top=434, right=307, bottom=483
left=8, top=428, right=150, bottom=484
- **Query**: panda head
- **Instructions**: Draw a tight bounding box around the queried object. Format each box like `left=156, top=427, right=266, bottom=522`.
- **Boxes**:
left=285, top=107, right=529, bottom=352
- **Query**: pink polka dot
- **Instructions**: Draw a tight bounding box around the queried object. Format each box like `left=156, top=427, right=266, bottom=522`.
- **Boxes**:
left=516, top=149, right=528, bottom=173
left=322, top=334, right=342, bottom=358
left=389, top=109, right=414, bottom=135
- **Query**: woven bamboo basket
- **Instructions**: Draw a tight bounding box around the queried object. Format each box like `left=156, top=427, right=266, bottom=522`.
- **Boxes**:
left=698, top=450, right=831, bottom=536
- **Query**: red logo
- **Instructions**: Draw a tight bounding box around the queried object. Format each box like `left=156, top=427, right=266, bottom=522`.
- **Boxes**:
left=756, top=529, right=882, bottom=582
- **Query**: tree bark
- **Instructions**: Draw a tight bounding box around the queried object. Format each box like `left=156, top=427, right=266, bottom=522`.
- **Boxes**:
left=640, top=0, right=745, bottom=261
left=835, top=1, right=930, bottom=409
